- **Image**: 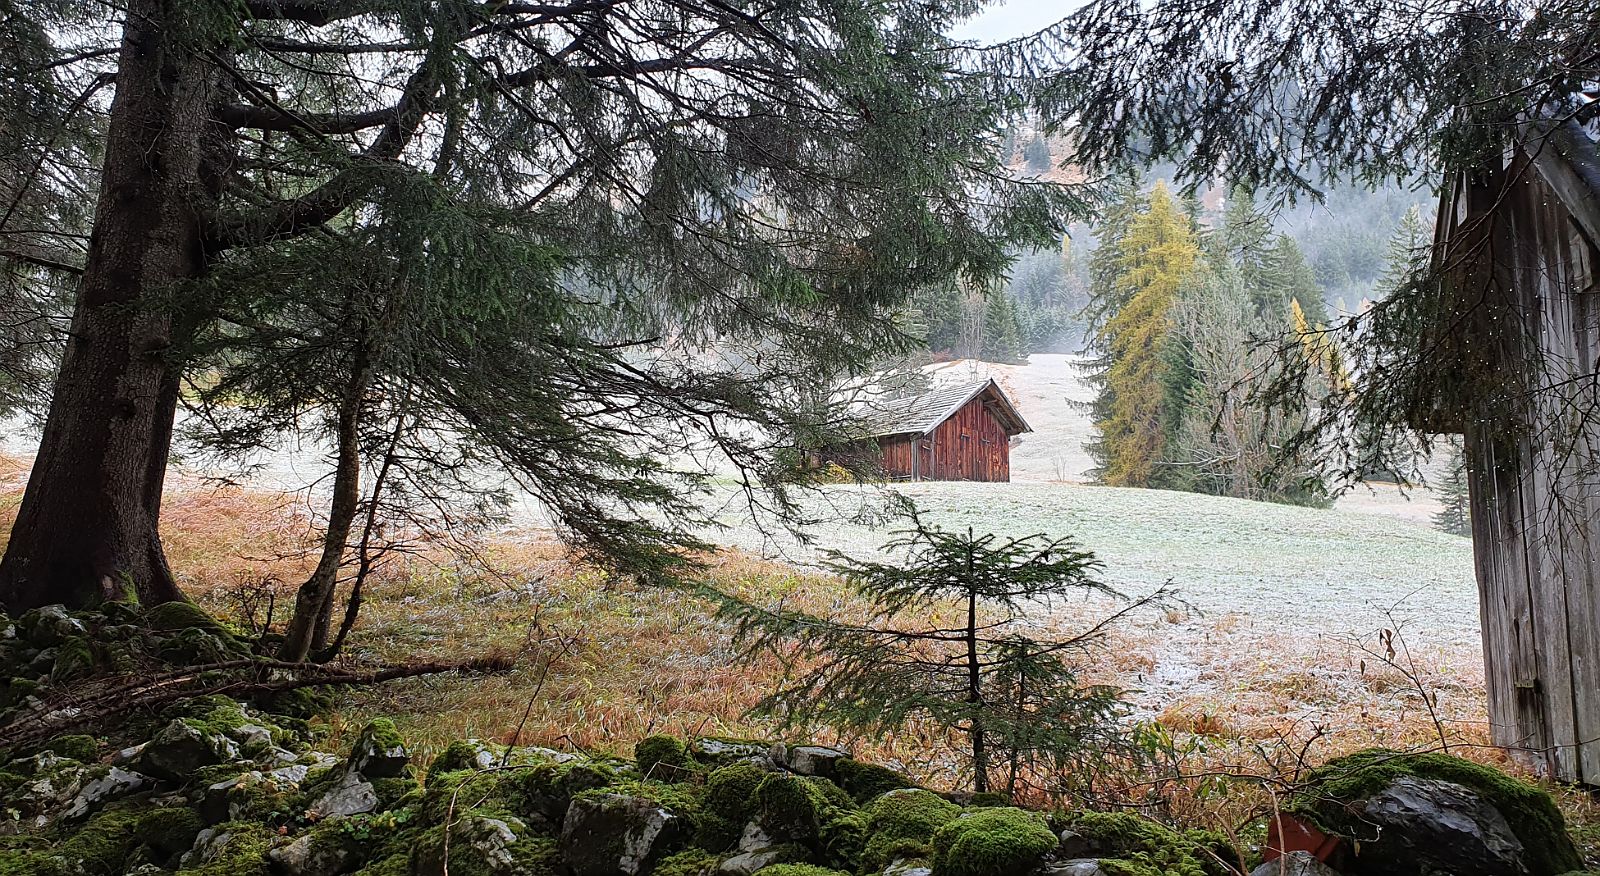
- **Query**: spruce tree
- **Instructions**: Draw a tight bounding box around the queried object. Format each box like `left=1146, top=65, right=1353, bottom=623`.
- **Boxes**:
left=0, top=0, right=1077, bottom=615
left=1091, top=182, right=1200, bottom=487
left=980, top=291, right=1024, bottom=363
left=1260, top=236, right=1328, bottom=325
left=718, top=517, right=1135, bottom=795
left=1433, top=438, right=1472, bottom=536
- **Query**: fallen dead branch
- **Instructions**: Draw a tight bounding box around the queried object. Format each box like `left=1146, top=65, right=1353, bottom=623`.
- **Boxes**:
left=0, top=654, right=515, bottom=749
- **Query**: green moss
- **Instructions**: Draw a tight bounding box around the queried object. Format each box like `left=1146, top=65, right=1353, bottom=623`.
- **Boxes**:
left=143, top=806, right=206, bottom=859
left=754, top=774, right=852, bottom=841
left=700, top=762, right=767, bottom=851
left=371, top=775, right=421, bottom=811
left=966, top=792, right=1010, bottom=808
left=1289, top=748, right=1583, bottom=875
left=1061, top=812, right=1223, bottom=876
left=637, top=735, right=696, bottom=782
left=753, top=773, right=863, bottom=866
left=411, top=814, right=554, bottom=876
left=428, top=740, right=489, bottom=781
left=49, top=637, right=95, bottom=683
left=0, top=677, right=40, bottom=711
left=706, top=762, right=767, bottom=820
left=930, top=808, right=1057, bottom=876
left=146, top=601, right=225, bottom=632
left=176, top=820, right=276, bottom=876
left=519, top=759, right=620, bottom=821
left=751, top=865, right=850, bottom=876
left=353, top=852, right=411, bottom=876
left=43, top=807, right=148, bottom=874
left=860, top=789, right=961, bottom=872
left=655, top=848, right=720, bottom=876
left=41, top=734, right=98, bottom=763
left=832, top=759, right=914, bottom=804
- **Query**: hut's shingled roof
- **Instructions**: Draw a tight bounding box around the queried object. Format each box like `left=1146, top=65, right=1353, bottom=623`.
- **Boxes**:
left=860, top=378, right=1030, bottom=438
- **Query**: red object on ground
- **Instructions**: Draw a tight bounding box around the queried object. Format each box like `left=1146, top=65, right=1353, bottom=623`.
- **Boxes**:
left=1265, top=813, right=1345, bottom=864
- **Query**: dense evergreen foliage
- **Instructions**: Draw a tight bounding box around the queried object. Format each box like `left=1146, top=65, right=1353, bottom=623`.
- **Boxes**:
left=1083, top=184, right=1328, bottom=503
left=0, top=0, right=1080, bottom=624
left=717, top=517, right=1148, bottom=796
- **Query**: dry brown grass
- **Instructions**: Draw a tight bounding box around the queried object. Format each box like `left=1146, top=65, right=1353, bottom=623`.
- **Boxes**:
left=1, top=451, right=1596, bottom=861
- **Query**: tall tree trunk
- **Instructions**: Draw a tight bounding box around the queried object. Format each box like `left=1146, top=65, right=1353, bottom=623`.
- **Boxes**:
left=964, top=536, right=988, bottom=794
left=279, top=345, right=371, bottom=661
left=0, top=2, right=226, bottom=613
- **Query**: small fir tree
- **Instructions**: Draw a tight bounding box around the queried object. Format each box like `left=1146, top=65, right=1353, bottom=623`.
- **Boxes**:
left=1434, top=438, right=1472, bottom=536
left=718, top=518, right=1139, bottom=795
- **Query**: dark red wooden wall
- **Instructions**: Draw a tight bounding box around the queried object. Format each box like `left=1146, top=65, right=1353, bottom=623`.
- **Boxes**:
left=876, top=396, right=1013, bottom=482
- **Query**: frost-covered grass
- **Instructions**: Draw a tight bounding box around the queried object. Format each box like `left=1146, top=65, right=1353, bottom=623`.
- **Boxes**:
left=707, top=479, right=1479, bottom=643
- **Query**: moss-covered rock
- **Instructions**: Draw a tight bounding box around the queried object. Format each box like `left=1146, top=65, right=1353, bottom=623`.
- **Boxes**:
left=176, top=819, right=277, bottom=875
left=860, top=789, right=961, bottom=872
left=637, top=735, right=696, bottom=782
left=40, top=734, right=99, bottom=763
left=414, top=815, right=549, bottom=876
left=2, top=805, right=201, bottom=874
left=428, top=740, right=496, bottom=781
left=751, top=865, right=850, bottom=876
left=654, top=847, right=720, bottom=876
left=707, top=762, right=767, bottom=821
left=1289, top=749, right=1583, bottom=876
left=1059, top=811, right=1229, bottom=876
left=49, top=636, right=96, bottom=683
left=560, top=792, right=688, bottom=876
left=350, top=718, right=411, bottom=779
left=930, top=807, right=1057, bottom=876
left=832, top=759, right=914, bottom=804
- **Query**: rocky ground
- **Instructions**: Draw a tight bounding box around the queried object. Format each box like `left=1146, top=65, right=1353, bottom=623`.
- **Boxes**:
left=0, top=602, right=1594, bottom=876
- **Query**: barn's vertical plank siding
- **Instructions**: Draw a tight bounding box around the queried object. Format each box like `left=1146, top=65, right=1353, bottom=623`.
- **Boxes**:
left=1449, top=146, right=1600, bottom=784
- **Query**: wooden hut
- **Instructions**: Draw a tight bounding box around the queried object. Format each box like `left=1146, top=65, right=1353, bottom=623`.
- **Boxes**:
left=1433, top=110, right=1600, bottom=784
left=862, top=379, right=1030, bottom=482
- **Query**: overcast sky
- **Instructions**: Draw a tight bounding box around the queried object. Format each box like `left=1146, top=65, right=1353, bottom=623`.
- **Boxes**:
left=949, top=1, right=1074, bottom=43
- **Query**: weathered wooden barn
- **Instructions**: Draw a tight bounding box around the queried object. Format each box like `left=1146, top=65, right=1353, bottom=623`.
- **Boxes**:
left=1434, top=111, right=1600, bottom=784
left=862, top=379, right=1030, bottom=482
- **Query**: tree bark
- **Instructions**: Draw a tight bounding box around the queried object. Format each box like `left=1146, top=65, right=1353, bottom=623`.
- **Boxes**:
left=965, top=536, right=988, bottom=794
left=279, top=344, right=371, bottom=661
left=0, top=1, right=226, bottom=613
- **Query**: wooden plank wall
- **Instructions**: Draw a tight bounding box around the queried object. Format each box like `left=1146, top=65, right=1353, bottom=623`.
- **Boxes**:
left=876, top=397, right=1014, bottom=482
left=1453, top=150, right=1600, bottom=784
left=920, top=397, right=1011, bottom=482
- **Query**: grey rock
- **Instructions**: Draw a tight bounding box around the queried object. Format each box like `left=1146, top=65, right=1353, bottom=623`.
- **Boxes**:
left=348, top=721, right=410, bottom=778
left=773, top=743, right=849, bottom=776
left=561, top=793, right=686, bottom=876
left=1039, top=861, right=1105, bottom=876
left=719, top=847, right=792, bottom=875
left=62, top=766, right=150, bottom=820
left=309, top=771, right=379, bottom=819
left=735, top=820, right=772, bottom=853
left=231, top=722, right=276, bottom=752
left=1248, top=852, right=1343, bottom=876
left=270, top=763, right=311, bottom=784
left=414, top=814, right=532, bottom=875
left=1354, top=776, right=1526, bottom=876
left=882, top=858, right=935, bottom=876
left=719, top=821, right=791, bottom=875
left=18, top=605, right=86, bottom=647
left=137, top=718, right=240, bottom=781
left=692, top=738, right=770, bottom=765
left=268, top=821, right=364, bottom=876
left=112, top=743, right=147, bottom=765
left=182, top=827, right=233, bottom=868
